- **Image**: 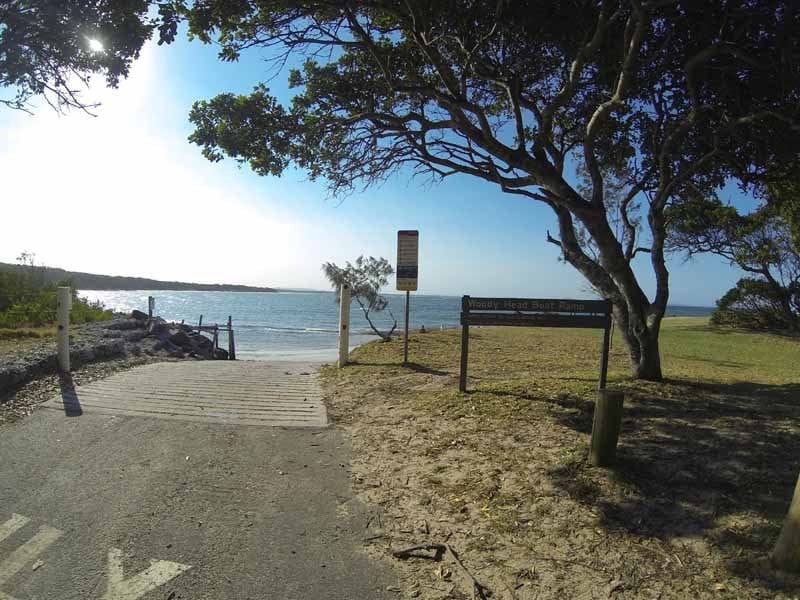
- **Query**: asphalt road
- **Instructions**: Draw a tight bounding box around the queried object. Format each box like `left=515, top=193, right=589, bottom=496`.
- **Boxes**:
left=0, top=374, right=396, bottom=599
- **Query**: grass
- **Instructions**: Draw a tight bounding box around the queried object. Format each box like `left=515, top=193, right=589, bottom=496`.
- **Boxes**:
left=322, top=317, right=800, bottom=599
left=0, top=327, right=55, bottom=341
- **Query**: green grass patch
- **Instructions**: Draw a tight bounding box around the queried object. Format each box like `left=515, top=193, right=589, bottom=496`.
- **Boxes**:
left=0, top=327, right=55, bottom=340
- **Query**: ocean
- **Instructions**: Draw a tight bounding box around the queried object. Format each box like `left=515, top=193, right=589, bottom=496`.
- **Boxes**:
left=79, top=290, right=713, bottom=361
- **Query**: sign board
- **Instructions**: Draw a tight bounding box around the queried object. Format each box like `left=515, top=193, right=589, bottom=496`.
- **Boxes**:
left=459, top=295, right=613, bottom=392
left=396, top=230, right=419, bottom=291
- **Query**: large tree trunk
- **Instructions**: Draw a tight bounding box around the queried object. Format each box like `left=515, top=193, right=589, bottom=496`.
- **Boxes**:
left=625, top=323, right=663, bottom=380
left=773, top=473, right=800, bottom=572
left=552, top=205, right=666, bottom=381
left=612, top=301, right=663, bottom=380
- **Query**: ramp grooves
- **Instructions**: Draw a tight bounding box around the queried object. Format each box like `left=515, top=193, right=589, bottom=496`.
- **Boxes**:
left=44, top=361, right=327, bottom=427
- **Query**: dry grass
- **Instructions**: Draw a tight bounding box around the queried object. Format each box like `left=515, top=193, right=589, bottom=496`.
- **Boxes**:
left=322, top=317, right=800, bottom=599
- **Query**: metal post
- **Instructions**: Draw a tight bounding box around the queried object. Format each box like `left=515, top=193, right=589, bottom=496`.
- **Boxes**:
left=403, top=290, right=410, bottom=364
left=338, top=283, right=351, bottom=368
left=57, top=287, right=71, bottom=372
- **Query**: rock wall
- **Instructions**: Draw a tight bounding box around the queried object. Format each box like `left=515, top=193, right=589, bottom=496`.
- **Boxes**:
left=0, top=312, right=229, bottom=394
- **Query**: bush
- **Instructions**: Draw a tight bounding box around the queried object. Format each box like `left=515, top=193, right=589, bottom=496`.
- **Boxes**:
left=0, top=264, right=112, bottom=328
left=711, top=277, right=800, bottom=332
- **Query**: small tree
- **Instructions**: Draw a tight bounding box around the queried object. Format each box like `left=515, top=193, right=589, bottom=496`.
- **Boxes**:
left=668, top=196, right=800, bottom=333
left=322, top=256, right=397, bottom=341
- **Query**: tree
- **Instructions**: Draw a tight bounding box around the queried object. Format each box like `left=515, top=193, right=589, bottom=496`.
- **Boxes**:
left=322, top=256, right=398, bottom=341
left=175, top=0, right=800, bottom=379
left=0, top=1, right=171, bottom=112
left=668, top=195, right=800, bottom=332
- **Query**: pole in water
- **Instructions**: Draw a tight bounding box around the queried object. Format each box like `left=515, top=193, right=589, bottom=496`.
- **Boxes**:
left=403, top=290, right=410, bottom=364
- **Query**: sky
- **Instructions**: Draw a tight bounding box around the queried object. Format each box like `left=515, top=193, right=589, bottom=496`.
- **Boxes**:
left=0, top=33, right=752, bottom=304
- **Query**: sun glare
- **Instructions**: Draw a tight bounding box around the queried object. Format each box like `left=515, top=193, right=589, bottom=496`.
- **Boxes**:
left=87, top=38, right=104, bottom=53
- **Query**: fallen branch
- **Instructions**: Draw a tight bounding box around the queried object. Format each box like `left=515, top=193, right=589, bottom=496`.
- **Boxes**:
left=446, top=544, right=492, bottom=600
left=392, top=543, right=446, bottom=561
left=391, top=543, right=492, bottom=599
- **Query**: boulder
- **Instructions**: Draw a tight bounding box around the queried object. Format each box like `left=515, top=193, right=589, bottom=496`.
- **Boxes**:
left=131, top=309, right=149, bottom=320
left=169, top=330, right=191, bottom=348
left=214, top=348, right=229, bottom=360
left=124, top=330, right=146, bottom=342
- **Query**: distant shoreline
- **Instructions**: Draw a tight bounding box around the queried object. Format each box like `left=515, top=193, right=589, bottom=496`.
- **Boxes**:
left=0, top=262, right=276, bottom=293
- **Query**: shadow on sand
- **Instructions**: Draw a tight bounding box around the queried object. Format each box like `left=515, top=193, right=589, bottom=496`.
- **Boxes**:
left=542, top=378, right=800, bottom=591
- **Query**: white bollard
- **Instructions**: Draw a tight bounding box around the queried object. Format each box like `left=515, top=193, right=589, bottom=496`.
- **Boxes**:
left=338, top=283, right=351, bottom=368
left=56, top=287, right=71, bottom=372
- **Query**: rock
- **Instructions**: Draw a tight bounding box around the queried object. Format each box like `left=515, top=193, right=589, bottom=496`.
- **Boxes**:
left=77, top=348, right=96, bottom=363
left=149, top=322, right=172, bottom=341
left=106, top=319, right=141, bottom=331
left=124, top=330, right=145, bottom=342
left=130, top=309, right=149, bottom=320
left=169, top=330, right=191, bottom=348
left=214, top=348, right=229, bottom=360
left=190, top=334, right=213, bottom=351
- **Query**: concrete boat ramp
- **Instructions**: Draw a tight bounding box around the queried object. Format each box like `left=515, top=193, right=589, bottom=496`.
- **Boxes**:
left=0, top=360, right=395, bottom=600
left=44, top=361, right=328, bottom=427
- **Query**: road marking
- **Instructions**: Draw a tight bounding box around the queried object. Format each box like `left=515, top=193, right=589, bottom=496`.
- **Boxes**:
left=0, top=516, right=29, bottom=544
left=103, top=548, right=191, bottom=600
left=0, top=525, right=63, bottom=588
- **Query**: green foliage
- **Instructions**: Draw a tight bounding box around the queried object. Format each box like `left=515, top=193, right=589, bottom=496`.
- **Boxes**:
left=668, top=188, right=800, bottom=333
left=711, top=277, right=800, bottom=332
left=175, top=0, right=800, bottom=379
left=0, top=261, right=111, bottom=328
left=0, top=1, right=160, bottom=112
left=322, top=256, right=397, bottom=340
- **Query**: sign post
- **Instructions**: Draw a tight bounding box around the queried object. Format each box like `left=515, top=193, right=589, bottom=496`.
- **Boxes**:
left=458, top=296, right=612, bottom=392
left=396, top=230, right=419, bottom=365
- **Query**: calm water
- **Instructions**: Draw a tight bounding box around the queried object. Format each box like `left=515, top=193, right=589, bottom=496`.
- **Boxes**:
left=79, top=290, right=712, bottom=361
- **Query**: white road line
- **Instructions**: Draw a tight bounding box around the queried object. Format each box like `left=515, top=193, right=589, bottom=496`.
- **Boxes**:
left=0, top=525, right=63, bottom=587
left=102, top=548, right=191, bottom=600
left=0, top=515, right=29, bottom=544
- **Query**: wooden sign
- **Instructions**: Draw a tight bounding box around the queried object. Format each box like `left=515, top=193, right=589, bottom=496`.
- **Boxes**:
left=396, top=230, right=419, bottom=291
left=459, top=295, right=613, bottom=392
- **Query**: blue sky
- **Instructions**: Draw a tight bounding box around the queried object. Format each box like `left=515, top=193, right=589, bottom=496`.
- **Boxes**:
left=0, top=34, right=750, bottom=304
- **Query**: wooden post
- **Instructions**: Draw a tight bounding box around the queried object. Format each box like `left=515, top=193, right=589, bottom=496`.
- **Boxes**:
left=147, top=296, right=155, bottom=321
left=197, top=315, right=203, bottom=333
left=598, top=315, right=612, bottom=390
left=338, top=283, right=351, bottom=368
left=56, top=287, right=71, bottom=372
left=403, top=290, right=410, bottom=364
left=459, top=295, right=470, bottom=392
left=589, top=390, right=624, bottom=467
left=772, top=473, right=800, bottom=572
left=212, top=325, right=219, bottom=355
left=227, top=316, right=236, bottom=360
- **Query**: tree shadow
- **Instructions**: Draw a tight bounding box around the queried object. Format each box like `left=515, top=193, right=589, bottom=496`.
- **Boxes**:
left=59, top=373, right=83, bottom=417
left=545, top=378, right=800, bottom=592
left=349, top=361, right=451, bottom=377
